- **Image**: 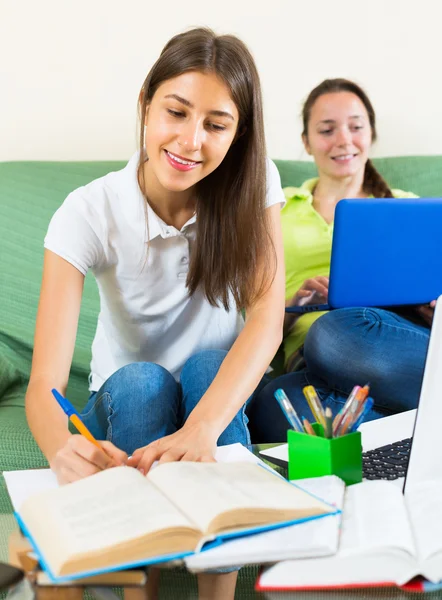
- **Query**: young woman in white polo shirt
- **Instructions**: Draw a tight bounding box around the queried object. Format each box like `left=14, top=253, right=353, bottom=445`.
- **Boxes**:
left=25, top=28, right=285, bottom=595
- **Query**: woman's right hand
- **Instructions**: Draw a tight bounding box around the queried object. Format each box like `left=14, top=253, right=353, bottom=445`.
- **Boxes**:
left=50, top=435, right=128, bottom=485
left=289, top=276, right=329, bottom=307
left=283, top=276, right=329, bottom=336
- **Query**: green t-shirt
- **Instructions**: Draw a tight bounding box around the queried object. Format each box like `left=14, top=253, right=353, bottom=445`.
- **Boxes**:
left=282, top=178, right=418, bottom=365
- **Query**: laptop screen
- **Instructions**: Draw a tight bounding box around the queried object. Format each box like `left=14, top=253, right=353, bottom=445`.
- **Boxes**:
left=404, top=294, right=442, bottom=494
left=329, top=198, right=442, bottom=309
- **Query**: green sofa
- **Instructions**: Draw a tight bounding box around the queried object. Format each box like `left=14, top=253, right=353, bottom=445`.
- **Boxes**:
left=1, top=156, right=441, bottom=597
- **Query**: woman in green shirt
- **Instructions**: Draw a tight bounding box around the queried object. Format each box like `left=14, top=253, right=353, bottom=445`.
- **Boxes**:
left=248, top=78, right=433, bottom=441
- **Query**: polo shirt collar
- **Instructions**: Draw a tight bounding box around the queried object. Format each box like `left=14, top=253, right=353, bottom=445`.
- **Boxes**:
left=117, top=152, right=197, bottom=242
left=113, top=152, right=172, bottom=242
left=300, top=178, right=319, bottom=198
left=284, top=178, right=318, bottom=205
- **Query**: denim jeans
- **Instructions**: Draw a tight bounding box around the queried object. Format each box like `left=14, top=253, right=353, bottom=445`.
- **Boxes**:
left=81, top=349, right=251, bottom=456
left=248, top=307, right=431, bottom=443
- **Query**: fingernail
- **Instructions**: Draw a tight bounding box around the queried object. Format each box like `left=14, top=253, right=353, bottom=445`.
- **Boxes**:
left=138, top=468, right=145, bottom=475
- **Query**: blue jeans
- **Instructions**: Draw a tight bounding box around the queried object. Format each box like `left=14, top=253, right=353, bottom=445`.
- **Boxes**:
left=248, top=307, right=431, bottom=442
left=81, top=349, right=251, bottom=455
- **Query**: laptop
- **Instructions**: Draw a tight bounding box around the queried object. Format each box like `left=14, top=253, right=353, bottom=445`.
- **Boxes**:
left=261, top=294, right=442, bottom=493
left=287, top=197, right=442, bottom=314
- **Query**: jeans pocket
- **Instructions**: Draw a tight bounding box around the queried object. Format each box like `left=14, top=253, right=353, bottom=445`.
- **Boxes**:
left=81, top=392, right=112, bottom=440
left=81, top=392, right=97, bottom=418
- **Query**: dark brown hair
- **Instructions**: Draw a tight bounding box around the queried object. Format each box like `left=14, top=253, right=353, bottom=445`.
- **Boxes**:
left=137, top=27, right=274, bottom=310
left=302, top=78, right=393, bottom=198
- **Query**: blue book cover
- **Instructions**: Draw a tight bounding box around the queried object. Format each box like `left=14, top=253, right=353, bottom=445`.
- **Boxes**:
left=12, top=462, right=340, bottom=583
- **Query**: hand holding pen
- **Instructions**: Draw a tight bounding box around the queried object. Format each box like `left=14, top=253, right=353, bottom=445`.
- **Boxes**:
left=51, top=389, right=128, bottom=485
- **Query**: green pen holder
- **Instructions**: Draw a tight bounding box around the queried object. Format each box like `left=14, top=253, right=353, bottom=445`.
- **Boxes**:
left=287, top=424, right=362, bottom=486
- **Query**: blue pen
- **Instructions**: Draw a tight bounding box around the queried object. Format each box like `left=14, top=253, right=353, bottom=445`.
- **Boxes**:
left=350, top=397, right=374, bottom=433
left=51, top=388, right=103, bottom=450
left=274, top=389, right=304, bottom=432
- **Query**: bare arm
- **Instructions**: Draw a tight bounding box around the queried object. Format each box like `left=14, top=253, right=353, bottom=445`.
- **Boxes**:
left=185, top=202, right=285, bottom=433
left=131, top=203, right=286, bottom=471
left=26, top=250, right=85, bottom=460
left=26, top=250, right=126, bottom=482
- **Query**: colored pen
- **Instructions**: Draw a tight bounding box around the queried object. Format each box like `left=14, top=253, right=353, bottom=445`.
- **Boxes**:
left=335, top=384, right=370, bottom=437
left=324, top=407, right=333, bottom=439
left=51, top=388, right=103, bottom=450
left=302, top=417, right=316, bottom=436
left=350, top=397, right=374, bottom=433
left=332, top=385, right=360, bottom=433
left=302, top=386, right=326, bottom=427
left=274, top=389, right=304, bottom=432
left=347, top=386, right=369, bottom=430
left=347, top=384, right=370, bottom=423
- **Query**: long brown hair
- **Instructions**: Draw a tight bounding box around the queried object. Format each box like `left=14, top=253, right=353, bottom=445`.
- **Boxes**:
left=302, top=78, right=393, bottom=198
left=137, top=28, right=274, bottom=311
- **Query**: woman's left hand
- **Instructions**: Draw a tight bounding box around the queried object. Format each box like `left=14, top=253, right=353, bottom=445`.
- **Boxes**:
left=127, top=421, right=218, bottom=474
left=415, top=299, right=436, bottom=326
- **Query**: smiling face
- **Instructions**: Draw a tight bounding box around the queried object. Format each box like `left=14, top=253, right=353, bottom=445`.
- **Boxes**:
left=303, top=91, right=373, bottom=180
left=143, top=70, right=239, bottom=197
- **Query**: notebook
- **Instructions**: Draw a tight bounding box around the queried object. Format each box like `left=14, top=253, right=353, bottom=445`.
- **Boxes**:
left=256, top=296, right=442, bottom=592
left=286, top=197, right=442, bottom=314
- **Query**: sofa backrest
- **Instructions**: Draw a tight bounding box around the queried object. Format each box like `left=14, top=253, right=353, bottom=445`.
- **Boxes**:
left=274, top=156, right=442, bottom=194
left=1, top=156, right=441, bottom=408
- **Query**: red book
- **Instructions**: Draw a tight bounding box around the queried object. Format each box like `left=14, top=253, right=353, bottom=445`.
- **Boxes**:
left=256, top=479, right=442, bottom=594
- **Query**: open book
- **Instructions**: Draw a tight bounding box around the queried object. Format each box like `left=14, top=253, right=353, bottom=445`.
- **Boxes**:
left=257, top=479, right=442, bottom=593
left=185, top=475, right=345, bottom=572
left=14, top=461, right=335, bottom=582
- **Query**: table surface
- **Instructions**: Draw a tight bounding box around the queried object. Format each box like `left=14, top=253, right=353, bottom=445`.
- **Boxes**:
left=0, top=446, right=440, bottom=599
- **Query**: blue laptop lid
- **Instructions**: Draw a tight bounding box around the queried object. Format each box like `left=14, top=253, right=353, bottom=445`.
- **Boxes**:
left=328, top=198, right=442, bottom=309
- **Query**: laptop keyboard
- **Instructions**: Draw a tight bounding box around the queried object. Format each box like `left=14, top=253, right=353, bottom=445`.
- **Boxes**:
left=362, top=438, right=412, bottom=480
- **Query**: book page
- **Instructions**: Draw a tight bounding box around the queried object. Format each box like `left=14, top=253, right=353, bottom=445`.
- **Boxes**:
left=3, top=443, right=260, bottom=514
left=184, top=475, right=345, bottom=572
left=405, top=480, right=442, bottom=562
left=148, top=461, right=332, bottom=534
left=4, top=469, right=58, bottom=512
left=257, top=481, right=418, bottom=590
left=214, top=443, right=261, bottom=465
left=20, top=466, right=196, bottom=574
left=338, top=480, right=415, bottom=558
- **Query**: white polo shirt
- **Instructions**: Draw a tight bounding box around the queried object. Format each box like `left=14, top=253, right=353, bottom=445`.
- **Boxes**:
left=44, top=153, right=285, bottom=390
